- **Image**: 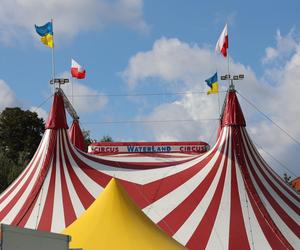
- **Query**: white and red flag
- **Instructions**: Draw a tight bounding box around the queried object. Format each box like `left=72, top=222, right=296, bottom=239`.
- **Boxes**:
left=215, top=24, right=228, bottom=57
left=71, top=59, right=86, bottom=79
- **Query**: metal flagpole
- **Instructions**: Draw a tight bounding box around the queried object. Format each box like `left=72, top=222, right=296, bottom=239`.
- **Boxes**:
left=72, top=76, right=74, bottom=105
left=217, top=89, right=221, bottom=116
left=215, top=67, right=221, bottom=116
left=70, top=59, right=74, bottom=105
left=51, top=18, right=56, bottom=92
left=226, top=24, right=231, bottom=89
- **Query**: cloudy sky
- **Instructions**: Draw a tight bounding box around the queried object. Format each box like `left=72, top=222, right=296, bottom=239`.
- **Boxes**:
left=0, top=0, right=299, bottom=177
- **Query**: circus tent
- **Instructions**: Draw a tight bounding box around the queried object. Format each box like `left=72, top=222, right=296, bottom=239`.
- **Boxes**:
left=63, top=178, right=184, bottom=250
left=0, top=88, right=299, bottom=249
left=69, top=119, right=85, bottom=151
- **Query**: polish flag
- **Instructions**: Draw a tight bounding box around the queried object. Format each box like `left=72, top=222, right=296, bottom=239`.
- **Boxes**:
left=71, top=59, right=86, bottom=79
left=215, top=24, right=228, bottom=57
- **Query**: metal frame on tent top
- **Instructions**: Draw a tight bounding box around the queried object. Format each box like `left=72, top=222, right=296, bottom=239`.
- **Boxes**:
left=55, top=86, right=80, bottom=121
left=221, top=74, right=244, bottom=90
left=49, top=78, right=69, bottom=89
left=49, top=78, right=79, bottom=121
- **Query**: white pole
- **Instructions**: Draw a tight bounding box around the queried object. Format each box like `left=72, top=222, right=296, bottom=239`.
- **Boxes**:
left=51, top=18, right=56, bottom=92
left=72, top=76, right=74, bottom=105
left=227, top=24, right=231, bottom=88
left=217, top=91, right=221, bottom=116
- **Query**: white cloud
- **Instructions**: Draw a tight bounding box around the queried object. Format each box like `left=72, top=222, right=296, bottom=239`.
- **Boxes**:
left=122, top=35, right=300, bottom=176
left=122, top=37, right=267, bottom=94
left=0, top=0, right=148, bottom=44
left=0, top=79, right=49, bottom=121
left=122, top=37, right=269, bottom=141
left=0, top=80, right=19, bottom=111
left=30, top=106, right=48, bottom=121
left=59, top=77, right=108, bottom=113
left=262, top=29, right=297, bottom=64
left=142, top=94, right=222, bottom=144
left=1, top=75, right=107, bottom=123
left=123, top=37, right=216, bottom=88
left=254, top=43, right=300, bottom=152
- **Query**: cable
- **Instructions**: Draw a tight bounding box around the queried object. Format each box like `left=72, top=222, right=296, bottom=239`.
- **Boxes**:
left=237, top=91, right=300, bottom=147
left=31, top=94, right=53, bottom=113
left=207, top=120, right=219, bottom=146
left=66, top=90, right=227, bottom=98
left=252, top=141, right=298, bottom=178
left=82, top=118, right=219, bottom=125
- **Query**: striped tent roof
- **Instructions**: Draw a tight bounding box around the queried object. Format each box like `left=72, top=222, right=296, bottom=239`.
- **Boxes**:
left=0, top=90, right=299, bottom=249
left=69, top=119, right=85, bottom=151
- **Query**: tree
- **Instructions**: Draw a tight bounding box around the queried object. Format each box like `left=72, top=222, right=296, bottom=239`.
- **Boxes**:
left=82, top=129, right=92, bottom=152
left=0, top=108, right=45, bottom=193
left=0, top=107, right=45, bottom=161
left=100, top=135, right=113, bottom=142
left=0, top=150, right=27, bottom=192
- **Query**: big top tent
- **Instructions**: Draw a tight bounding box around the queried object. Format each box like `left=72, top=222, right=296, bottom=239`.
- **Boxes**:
left=0, top=87, right=299, bottom=249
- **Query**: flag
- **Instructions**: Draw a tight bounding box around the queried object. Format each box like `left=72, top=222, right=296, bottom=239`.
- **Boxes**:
left=35, top=22, right=54, bottom=48
left=215, top=24, right=228, bottom=57
left=71, top=59, right=86, bottom=79
left=205, top=72, right=219, bottom=94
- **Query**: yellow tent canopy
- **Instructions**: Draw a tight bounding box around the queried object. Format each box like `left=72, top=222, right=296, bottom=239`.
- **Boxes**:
left=63, top=178, right=185, bottom=250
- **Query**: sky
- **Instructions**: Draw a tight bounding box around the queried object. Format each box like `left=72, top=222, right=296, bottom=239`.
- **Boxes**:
left=0, top=0, right=300, bottom=177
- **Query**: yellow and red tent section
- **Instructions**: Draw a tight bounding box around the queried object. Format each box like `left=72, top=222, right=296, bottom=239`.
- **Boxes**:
left=63, top=178, right=185, bottom=250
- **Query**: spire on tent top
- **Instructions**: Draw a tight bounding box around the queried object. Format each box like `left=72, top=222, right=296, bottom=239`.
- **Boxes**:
left=222, top=89, right=246, bottom=127
left=217, top=73, right=246, bottom=129
left=45, top=90, right=68, bottom=129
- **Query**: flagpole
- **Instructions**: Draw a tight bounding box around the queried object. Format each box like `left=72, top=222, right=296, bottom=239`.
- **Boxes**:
left=51, top=18, right=56, bottom=92
left=217, top=88, right=221, bottom=115
left=72, top=76, right=74, bottom=105
left=71, top=59, right=74, bottom=105
left=215, top=67, right=221, bottom=116
left=226, top=24, right=231, bottom=89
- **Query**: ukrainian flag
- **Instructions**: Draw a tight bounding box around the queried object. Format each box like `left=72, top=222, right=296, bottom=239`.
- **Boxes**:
left=205, top=72, right=219, bottom=94
left=35, top=22, right=54, bottom=48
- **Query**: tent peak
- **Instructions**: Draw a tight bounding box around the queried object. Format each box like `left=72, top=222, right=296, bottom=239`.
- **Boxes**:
left=63, top=177, right=184, bottom=250
left=45, top=91, right=68, bottom=130
left=222, top=89, right=246, bottom=127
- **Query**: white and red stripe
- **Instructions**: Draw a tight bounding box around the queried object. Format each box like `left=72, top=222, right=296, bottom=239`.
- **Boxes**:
left=215, top=23, right=228, bottom=57
left=71, top=59, right=86, bottom=79
left=0, top=91, right=299, bottom=249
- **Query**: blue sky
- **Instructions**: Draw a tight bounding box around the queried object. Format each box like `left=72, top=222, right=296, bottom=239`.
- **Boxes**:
left=0, top=0, right=300, bottom=177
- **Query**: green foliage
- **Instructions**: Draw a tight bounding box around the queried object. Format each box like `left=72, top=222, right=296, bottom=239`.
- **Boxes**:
left=0, top=150, right=30, bottom=192
left=0, top=107, right=45, bottom=161
left=82, top=129, right=92, bottom=152
left=100, top=135, right=113, bottom=142
left=0, top=107, right=45, bottom=193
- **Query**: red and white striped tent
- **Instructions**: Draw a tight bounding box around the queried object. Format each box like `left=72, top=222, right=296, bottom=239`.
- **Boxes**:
left=69, top=119, right=85, bottom=151
left=0, top=89, right=299, bottom=249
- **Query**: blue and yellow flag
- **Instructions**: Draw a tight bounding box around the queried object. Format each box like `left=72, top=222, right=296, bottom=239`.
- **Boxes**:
left=35, top=22, right=54, bottom=48
left=205, top=72, right=219, bottom=94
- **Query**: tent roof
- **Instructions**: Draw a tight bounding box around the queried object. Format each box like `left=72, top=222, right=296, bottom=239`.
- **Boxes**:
left=46, top=92, right=68, bottom=129
left=222, top=90, right=246, bottom=127
left=63, top=178, right=185, bottom=250
left=69, top=120, right=85, bottom=151
left=0, top=89, right=299, bottom=249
